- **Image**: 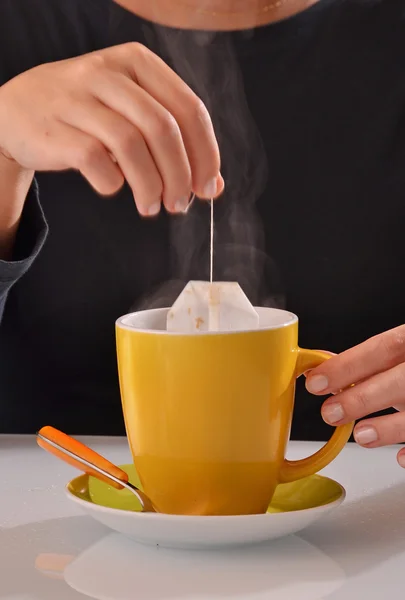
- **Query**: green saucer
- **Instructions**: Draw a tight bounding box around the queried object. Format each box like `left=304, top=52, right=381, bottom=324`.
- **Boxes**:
left=68, top=464, right=344, bottom=514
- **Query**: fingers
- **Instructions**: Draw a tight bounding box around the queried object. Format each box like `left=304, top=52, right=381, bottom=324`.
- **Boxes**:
left=69, top=131, right=125, bottom=196
left=396, top=448, right=405, bottom=468
left=111, top=43, right=222, bottom=199
left=302, top=328, right=405, bottom=460
left=41, top=122, right=124, bottom=195
left=306, top=325, right=405, bottom=396
left=91, top=71, right=192, bottom=212
left=169, top=96, right=221, bottom=199
left=319, top=362, right=405, bottom=426
left=2, top=42, right=223, bottom=216
left=61, top=99, right=164, bottom=215
left=353, top=412, right=405, bottom=449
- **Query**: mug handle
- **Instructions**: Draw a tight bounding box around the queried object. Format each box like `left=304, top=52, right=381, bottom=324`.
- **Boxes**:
left=279, top=348, right=354, bottom=484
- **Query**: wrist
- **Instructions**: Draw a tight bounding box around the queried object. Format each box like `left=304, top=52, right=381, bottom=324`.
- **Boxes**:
left=0, top=153, right=34, bottom=260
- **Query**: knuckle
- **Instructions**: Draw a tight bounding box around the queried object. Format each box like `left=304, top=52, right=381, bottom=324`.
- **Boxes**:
left=390, top=366, right=405, bottom=396
left=392, top=420, right=405, bottom=443
left=123, top=42, right=150, bottom=65
left=378, top=326, right=405, bottom=363
left=187, top=95, right=211, bottom=124
left=382, top=416, right=405, bottom=444
left=76, top=53, right=106, bottom=78
left=127, top=41, right=148, bottom=56
left=115, top=126, right=142, bottom=154
left=150, top=112, right=180, bottom=140
left=336, top=357, right=358, bottom=387
left=75, top=139, right=105, bottom=169
left=350, top=387, right=369, bottom=416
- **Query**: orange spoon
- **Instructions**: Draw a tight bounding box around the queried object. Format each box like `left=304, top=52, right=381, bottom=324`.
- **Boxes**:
left=36, top=426, right=155, bottom=513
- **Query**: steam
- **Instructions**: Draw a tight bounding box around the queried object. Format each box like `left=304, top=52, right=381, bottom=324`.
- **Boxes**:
left=134, top=19, right=285, bottom=310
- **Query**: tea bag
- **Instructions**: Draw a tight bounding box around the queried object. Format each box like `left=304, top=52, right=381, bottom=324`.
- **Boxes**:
left=167, top=280, right=259, bottom=333
left=166, top=199, right=259, bottom=333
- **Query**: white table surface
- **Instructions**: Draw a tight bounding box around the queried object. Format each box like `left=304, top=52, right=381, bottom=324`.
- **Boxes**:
left=0, top=435, right=404, bottom=600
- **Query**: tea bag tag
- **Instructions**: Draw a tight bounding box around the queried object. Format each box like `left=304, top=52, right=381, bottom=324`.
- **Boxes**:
left=167, top=281, right=259, bottom=333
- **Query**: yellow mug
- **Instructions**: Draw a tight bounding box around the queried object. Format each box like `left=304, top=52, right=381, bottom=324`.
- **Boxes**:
left=116, top=307, right=353, bottom=516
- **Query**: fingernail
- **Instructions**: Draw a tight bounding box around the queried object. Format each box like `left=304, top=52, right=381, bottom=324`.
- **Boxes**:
left=147, top=202, right=161, bottom=216
left=354, top=426, right=378, bottom=446
left=322, top=402, right=345, bottom=424
left=203, top=177, right=218, bottom=198
left=174, top=196, right=189, bottom=213
left=398, top=453, right=405, bottom=468
left=306, top=375, right=329, bottom=393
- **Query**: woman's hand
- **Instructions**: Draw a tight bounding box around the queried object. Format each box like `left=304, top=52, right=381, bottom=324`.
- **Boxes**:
left=306, top=325, right=405, bottom=467
left=0, top=42, right=223, bottom=216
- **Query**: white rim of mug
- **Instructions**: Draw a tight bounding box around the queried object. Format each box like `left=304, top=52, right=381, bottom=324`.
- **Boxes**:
left=115, top=306, right=298, bottom=335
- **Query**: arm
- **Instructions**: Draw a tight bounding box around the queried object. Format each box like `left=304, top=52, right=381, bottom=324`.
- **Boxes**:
left=0, top=155, right=48, bottom=321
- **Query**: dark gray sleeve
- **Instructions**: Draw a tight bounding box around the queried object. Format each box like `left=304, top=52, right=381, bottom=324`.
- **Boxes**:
left=0, top=180, right=48, bottom=320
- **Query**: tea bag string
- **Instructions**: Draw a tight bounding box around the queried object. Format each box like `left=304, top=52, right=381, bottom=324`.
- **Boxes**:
left=210, top=198, right=214, bottom=284
left=183, top=193, right=214, bottom=283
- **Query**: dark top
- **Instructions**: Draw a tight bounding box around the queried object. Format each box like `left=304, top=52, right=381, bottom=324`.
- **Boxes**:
left=0, top=0, right=404, bottom=439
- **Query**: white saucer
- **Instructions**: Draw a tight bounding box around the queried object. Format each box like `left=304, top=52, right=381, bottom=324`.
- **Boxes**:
left=66, top=464, right=345, bottom=550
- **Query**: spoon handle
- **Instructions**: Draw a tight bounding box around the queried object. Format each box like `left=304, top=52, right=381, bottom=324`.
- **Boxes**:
left=37, top=425, right=128, bottom=490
